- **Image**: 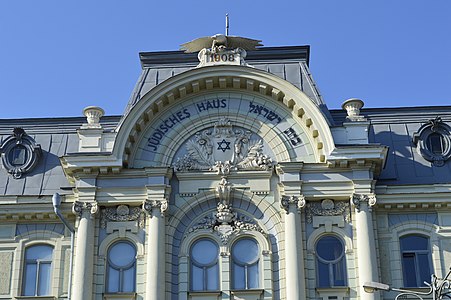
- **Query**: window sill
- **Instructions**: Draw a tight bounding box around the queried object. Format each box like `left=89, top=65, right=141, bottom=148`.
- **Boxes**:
left=400, top=287, right=430, bottom=292
left=103, top=293, right=136, bottom=300
left=16, top=297, right=56, bottom=300
left=316, top=287, right=349, bottom=300
left=231, top=289, right=264, bottom=299
left=189, top=291, right=222, bottom=299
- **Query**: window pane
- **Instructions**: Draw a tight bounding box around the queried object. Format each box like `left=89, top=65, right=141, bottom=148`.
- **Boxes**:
left=247, top=264, right=259, bottom=289
left=402, top=253, right=417, bottom=287
left=108, top=242, right=136, bottom=267
left=232, top=239, right=259, bottom=264
left=206, top=264, right=219, bottom=290
left=233, top=264, right=245, bottom=289
left=191, top=239, right=218, bottom=266
left=37, top=263, right=52, bottom=295
left=122, top=267, right=136, bottom=292
left=107, top=267, right=119, bottom=293
left=23, top=263, right=37, bottom=296
left=191, top=265, right=204, bottom=291
left=333, top=260, right=346, bottom=286
left=418, top=253, right=431, bottom=286
left=317, top=261, right=330, bottom=287
left=25, top=245, right=53, bottom=260
left=400, top=236, right=428, bottom=251
left=317, top=236, right=343, bottom=261
left=427, top=133, right=444, bottom=155
left=10, top=145, right=27, bottom=165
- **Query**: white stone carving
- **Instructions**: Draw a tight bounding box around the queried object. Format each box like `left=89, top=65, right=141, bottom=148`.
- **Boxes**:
left=280, top=195, right=306, bottom=214
left=143, top=199, right=168, bottom=217
left=306, top=200, right=350, bottom=223
left=72, top=201, right=98, bottom=218
left=351, top=193, right=376, bottom=212
left=197, top=48, right=248, bottom=67
left=342, top=98, right=366, bottom=122
left=185, top=202, right=266, bottom=245
left=100, top=205, right=144, bottom=228
left=216, top=177, right=232, bottom=206
left=174, top=118, right=273, bottom=172
left=82, top=106, right=104, bottom=128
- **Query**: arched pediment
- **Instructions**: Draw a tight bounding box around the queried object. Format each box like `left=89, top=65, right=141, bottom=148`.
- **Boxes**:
left=114, top=65, right=335, bottom=168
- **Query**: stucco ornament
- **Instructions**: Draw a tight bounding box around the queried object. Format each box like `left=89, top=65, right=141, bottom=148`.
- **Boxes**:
left=180, top=34, right=262, bottom=53
left=181, top=34, right=262, bottom=68
left=216, top=177, right=232, bottom=205
left=280, top=195, right=306, bottom=214
left=143, top=199, right=168, bottom=217
left=100, top=205, right=144, bottom=228
left=306, top=199, right=351, bottom=223
left=173, top=118, right=273, bottom=172
left=185, top=203, right=266, bottom=245
left=0, top=128, right=42, bottom=179
left=351, top=193, right=376, bottom=212
left=413, top=116, right=451, bottom=167
left=72, top=201, right=98, bottom=218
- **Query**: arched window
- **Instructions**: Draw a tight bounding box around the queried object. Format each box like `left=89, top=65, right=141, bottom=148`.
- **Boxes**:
left=106, top=241, right=137, bottom=293
left=190, top=238, right=219, bottom=291
left=316, top=235, right=346, bottom=287
left=22, top=244, right=53, bottom=296
left=400, top=235, right=432, bottom=287
left=232, top=238, right=260, bottom=290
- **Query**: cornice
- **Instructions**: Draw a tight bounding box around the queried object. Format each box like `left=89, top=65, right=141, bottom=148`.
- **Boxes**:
left=139, top=46, right=310, bottom=68
left=327, top=144, right=388, bottom=175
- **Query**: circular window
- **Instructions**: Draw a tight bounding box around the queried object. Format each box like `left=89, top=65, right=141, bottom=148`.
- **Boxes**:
left=316, top=236, right=344, bottom=262
left=0, top=128, right=42, bottom=179
left=191, top=239, right=218, bottom=266
left=232, top=238, right=259, bottom=265
left=108, top=241, right=136, bottom=268
left=414, top=117, right=451, bottom=167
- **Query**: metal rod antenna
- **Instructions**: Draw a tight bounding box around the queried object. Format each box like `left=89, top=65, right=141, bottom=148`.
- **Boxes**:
left=226, top=13, right=229, bottom=36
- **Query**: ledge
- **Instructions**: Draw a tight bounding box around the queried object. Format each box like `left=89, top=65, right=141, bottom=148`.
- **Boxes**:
left=103, top=293, right=136, bottom=300
left=231, top=289, right=264, bottom=295
left=188, top=291, right=222, bottom=299
left=15, top=297, right=57, bottom=300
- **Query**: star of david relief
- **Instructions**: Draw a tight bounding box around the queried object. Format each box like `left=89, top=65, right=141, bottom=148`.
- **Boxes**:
left=217, top=139, right=231, bottom=152
left=173, top=117, right=273, bottom=173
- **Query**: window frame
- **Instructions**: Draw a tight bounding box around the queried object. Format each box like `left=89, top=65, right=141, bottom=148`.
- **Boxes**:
left=179, top=228, right=271, bottom=299
left=314, top=235, right=347, bottom=288
left=400, top=234, right=432, bottom=287
left=231, top=237, right=260, bottom=290
left=21, top=244, right=54, bottom=296
left=105, top=240, right=137, bottom=293
left=189, top=238, right=220, bottom=291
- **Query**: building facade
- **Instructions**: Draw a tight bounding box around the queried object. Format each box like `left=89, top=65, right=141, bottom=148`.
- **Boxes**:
left=0, top=43, right=450, bottom=300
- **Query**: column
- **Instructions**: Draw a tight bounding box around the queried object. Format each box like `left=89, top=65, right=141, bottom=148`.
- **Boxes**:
left=71, top=201, right=98, bottom=300
left=352, top=194, right=379, bottom=300
left=281, top=195, right=306, bottom=300
left=143, top=199, right=168, bottom=300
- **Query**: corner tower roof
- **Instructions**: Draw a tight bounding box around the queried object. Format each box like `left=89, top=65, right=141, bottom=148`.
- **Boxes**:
left=121, top=46, right=334, bottom=125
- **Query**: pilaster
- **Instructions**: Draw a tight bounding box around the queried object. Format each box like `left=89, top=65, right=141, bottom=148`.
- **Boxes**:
left=280, top=195, right=306, bottom=300
left=352, top=193, right=380, bottom=300
left=71, top=200, right=98, bottom=300
left=143, top=183, right=170, bottom=300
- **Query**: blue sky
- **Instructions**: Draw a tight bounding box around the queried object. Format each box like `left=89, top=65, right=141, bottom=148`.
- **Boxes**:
left=0, top=1, right=450, bottom=119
